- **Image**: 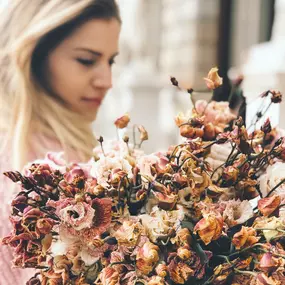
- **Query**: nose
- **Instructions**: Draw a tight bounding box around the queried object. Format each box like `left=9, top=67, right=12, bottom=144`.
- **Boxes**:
left=91, top=64, right=112, bottom=90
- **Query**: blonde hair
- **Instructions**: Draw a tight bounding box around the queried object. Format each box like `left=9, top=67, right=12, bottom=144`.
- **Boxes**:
left=0, top=0, right=120, bottom=169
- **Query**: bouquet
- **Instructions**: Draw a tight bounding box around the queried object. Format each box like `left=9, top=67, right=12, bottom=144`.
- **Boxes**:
left=2, top=68, right=285, bottom=285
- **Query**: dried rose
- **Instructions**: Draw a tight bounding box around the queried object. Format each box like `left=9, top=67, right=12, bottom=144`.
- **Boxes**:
left=204, top=67, right=223, bottom=90
left=194, top=213, right=223, bottom=245
left=232, top=226, right=259, bottom=249
left=258, top=195, right=281, bottom=217
left=167, top=260, right=194, bottom=284
left=136, top=242, right=160, bottom=275
left=114, top=113, right=130, bottom=129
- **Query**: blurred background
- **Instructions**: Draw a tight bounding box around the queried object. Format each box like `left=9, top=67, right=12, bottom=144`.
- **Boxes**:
left=1, top=0, right=284, bottom=152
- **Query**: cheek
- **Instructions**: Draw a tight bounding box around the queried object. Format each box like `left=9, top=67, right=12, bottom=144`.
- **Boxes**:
left=48, top=57, right=84, bottom=105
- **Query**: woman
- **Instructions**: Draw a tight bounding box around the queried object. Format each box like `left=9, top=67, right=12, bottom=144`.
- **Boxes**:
left=0, top=0, right=121, bottom=284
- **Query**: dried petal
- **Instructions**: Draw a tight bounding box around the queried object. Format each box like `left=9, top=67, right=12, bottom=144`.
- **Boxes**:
left=258, top=195, right=281, bottom=217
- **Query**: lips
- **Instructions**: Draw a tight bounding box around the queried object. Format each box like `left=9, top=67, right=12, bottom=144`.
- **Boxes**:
left=81, top=97, right=102, bottom=105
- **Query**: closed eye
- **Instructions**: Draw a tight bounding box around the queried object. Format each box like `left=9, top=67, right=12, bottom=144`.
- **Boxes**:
left=76, top=58, right=95, bottom=66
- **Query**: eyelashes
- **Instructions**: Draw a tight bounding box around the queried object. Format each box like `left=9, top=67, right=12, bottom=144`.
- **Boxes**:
left=76, top=58, right=116, bottom=67
left=76, top=58, right=95, bottom=66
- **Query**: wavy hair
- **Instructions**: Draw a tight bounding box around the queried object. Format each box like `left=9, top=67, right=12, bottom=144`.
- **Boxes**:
left=0, top=0, right=120, bottom=169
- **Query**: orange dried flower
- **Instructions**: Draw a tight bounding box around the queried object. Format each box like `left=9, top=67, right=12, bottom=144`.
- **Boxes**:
left=194, top=213, right=223, bottom=245
left=114, top=113, right=130, bottom=129
left=232, top=226, right=260, bottom=249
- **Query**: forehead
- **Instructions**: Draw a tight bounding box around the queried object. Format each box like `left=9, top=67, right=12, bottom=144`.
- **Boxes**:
left=62, top=18, right=121, bottom=53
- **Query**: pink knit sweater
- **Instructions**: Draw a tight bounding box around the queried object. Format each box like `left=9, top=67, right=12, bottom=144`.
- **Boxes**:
left=0, top=135, right=81, bottom=285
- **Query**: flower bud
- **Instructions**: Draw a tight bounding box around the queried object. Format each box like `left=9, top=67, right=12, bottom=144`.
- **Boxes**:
left=138, top=125, right=148, bottom=141
left=204, top=67, right=223, bottom=90
left=270, top=90, right=282, bottom=103
left=114, top=113, right=130, bottom=129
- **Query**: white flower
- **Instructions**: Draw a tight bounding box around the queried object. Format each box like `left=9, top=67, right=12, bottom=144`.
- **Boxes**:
left=139, top=206, right=184, bottom=242
left=137, top=154, right=160, bottom=180
left=90, top=156, right=133, bottom=186
left=220, top=199, right=253, bottom=227
left=259, top=162, right=285, bottom=197
left=259, top=162, right=285, bottom=217
left=206, top=143, right=233, bottom=171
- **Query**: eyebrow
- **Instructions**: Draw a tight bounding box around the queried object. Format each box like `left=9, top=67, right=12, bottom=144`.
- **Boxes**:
left=74, top=47, right=119, bottom=58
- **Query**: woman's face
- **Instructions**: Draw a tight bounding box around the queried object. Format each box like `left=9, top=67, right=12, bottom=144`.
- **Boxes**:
left=46, top=18, right=120, bottom=121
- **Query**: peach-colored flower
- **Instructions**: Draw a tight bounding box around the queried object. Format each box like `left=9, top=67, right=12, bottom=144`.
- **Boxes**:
left=232, top=226, right=259, bottom=249
left=114, top=113, right=130, bottom=129
left=194, top=212, right=223, bottom=245
left=258, top=195, right=281, bottom=217
left=195, top=100, right=236, bottom=127
left=204, top=67, right=223, bottom=90
left=136, top=241, right=159, bottom=275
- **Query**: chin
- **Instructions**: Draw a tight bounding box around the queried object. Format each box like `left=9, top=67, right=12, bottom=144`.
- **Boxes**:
left=84, top=111, right=98, bottom=122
